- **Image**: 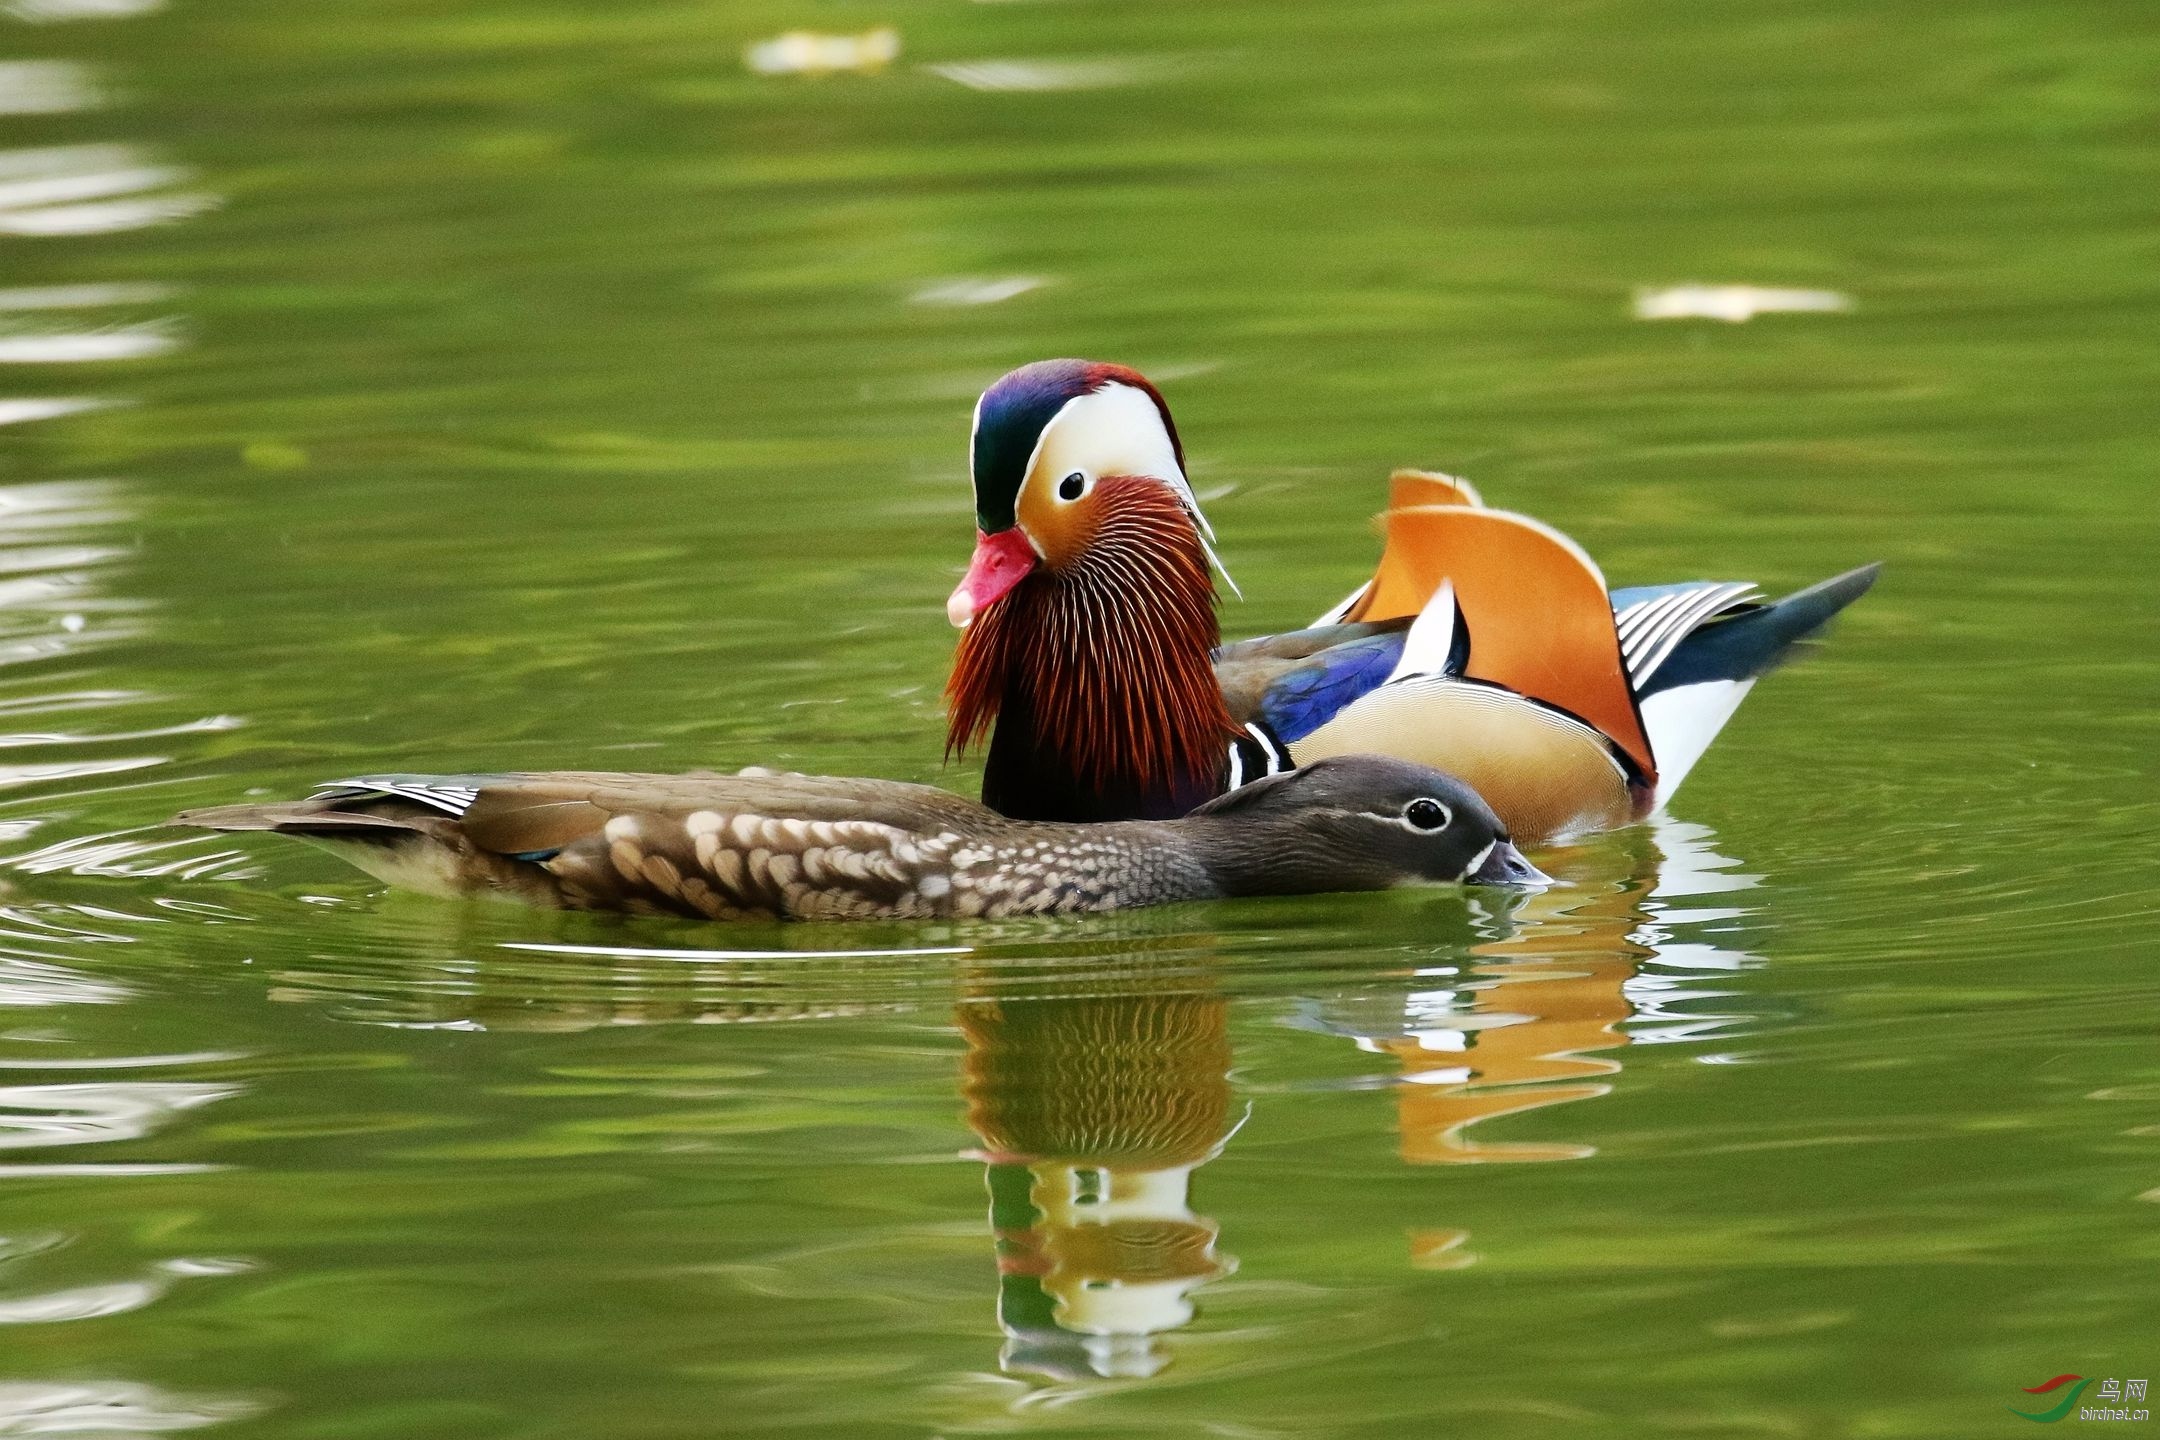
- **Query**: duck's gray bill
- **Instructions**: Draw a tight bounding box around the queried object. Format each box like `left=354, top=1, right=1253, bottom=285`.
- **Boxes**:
left=1469, top=839, right=1551, bottom=887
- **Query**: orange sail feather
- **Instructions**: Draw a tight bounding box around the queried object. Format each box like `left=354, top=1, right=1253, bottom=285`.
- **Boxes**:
left=1344, top=504, right=1657, bottom=785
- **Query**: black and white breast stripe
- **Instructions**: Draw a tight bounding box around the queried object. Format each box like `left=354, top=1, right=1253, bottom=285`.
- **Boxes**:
left=1615, top=582, right=1759, bottom=689
left=1225, top=722, right=1293, bottom=791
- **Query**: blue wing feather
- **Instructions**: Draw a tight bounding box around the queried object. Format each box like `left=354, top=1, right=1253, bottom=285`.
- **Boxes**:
left=1255, top=632, right=1406, bottom=744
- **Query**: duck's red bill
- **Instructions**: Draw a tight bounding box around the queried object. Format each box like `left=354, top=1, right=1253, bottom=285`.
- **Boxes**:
left=947, top=528, right=1039, bottom=628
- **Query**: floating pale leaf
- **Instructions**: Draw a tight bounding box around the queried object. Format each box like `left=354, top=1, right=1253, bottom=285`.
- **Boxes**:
left=0, top=322, right=177, bottom=363
left=925, top=57, right=1161, bottom=91
left=3, top=0, right=164, bottom=17
left=0, top=61, right=101, bottom=115
left=910, top=276, right=1045, bottom=306
left=1633, top=284, right=1853, bottom=322
left=744, top=27, right=901, bottom=77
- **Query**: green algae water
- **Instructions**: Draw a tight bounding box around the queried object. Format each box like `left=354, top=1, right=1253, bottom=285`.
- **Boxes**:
left=1, top=0, right=2156, bottom=1435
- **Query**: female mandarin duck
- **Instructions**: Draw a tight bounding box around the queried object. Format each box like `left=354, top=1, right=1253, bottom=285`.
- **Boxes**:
left=171, top=754, right=1540, bottom=921
left=945, top=358, right=1879, bottom=842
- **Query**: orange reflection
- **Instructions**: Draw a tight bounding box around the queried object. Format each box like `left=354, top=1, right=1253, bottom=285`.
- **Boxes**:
left=1296, top=820, right=1758, bottom=1264
left=1385, top=868, right=1650, bottom=1167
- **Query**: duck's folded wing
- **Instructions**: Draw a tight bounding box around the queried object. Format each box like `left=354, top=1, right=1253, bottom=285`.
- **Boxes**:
left=1216, top=624, right=1410, bottom=745
left=443, top=772, right=992, bottom=919
left=452, top=770, right=992, bottom=859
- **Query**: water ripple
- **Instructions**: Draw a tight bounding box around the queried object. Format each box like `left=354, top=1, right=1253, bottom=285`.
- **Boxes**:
left=0, top=283, right=173, bottom=311
left=4, top=0, right=165, bottom=18
left=0, top=322, right=178, bottom=363
left=0, top=396, right=106, bottom=426
left=0, top=144, right=215, bottom=236
left=499, top=941, right=972, bottom=963
left=0, top=471, right=232, bottom=841
left=0, top=1278, right=161, bottom=1323
left=0, top=1050, right=248, bottom=1070
left=0, top=1081, right=238, bottom=1149
left=0, top=956, right=122, bottom=1006
left=0, top=60, right=100, bottom=114
left=0, top=1163, right=222, bottom=1177
left=0, top=1252, right=254, bottom=1328
left=5, top=827, right=264, bottom=879
left=0, top=1382, right=259, bottom=1434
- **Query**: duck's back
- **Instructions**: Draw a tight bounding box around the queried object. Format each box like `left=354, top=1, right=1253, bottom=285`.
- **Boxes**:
left=452, top=769, right=999, bottom=855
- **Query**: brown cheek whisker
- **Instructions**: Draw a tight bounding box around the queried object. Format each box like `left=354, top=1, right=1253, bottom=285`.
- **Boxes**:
left=945, top=476, right=1235, bottom=800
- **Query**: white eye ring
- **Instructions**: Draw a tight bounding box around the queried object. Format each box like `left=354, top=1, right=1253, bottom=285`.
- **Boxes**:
left=1401, top=797, right=1452, bottom=832
left=1055, top=470, right=1090, bottom=503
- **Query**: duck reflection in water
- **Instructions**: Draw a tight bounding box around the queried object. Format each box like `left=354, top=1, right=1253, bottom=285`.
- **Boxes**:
left=1292, top=817, right=1760, bottom=1266
left=957, top=963, right=1237, bottom=1381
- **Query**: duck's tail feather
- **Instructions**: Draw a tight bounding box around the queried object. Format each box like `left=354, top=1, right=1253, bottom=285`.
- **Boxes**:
left=1640, top=563, right=1881, bottom=697
left=171, top=801, right=427, bottom=838
left=171, top=799, right=552, bottom=903
left=1640, top=562, right=1881, bottom=805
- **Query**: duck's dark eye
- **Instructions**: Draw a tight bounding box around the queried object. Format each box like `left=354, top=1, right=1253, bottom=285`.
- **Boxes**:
left=1404, top=798, right=1450, bottom=831
left=1057, top=471, right=1086, bottom=501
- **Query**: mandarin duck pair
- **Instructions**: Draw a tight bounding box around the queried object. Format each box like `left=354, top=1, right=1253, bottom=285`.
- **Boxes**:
left=179, top=359, right=1875, bottom=920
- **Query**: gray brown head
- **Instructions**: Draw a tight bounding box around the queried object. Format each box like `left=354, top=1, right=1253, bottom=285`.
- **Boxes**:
left=1179, top=754, right=1544, bottom=896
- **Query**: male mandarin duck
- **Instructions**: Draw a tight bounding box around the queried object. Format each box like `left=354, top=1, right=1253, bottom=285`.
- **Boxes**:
left=944, top=358, right=1879, bottom=842
left=171, top=754, right=1538, bottom=920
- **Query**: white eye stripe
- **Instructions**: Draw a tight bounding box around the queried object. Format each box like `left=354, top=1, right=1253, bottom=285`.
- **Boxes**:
left=1024, top=381, right=1239, bottom=570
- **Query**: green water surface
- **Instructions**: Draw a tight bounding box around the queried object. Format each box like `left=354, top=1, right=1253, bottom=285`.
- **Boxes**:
left=0, top=0, right=2155, bottom=1435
